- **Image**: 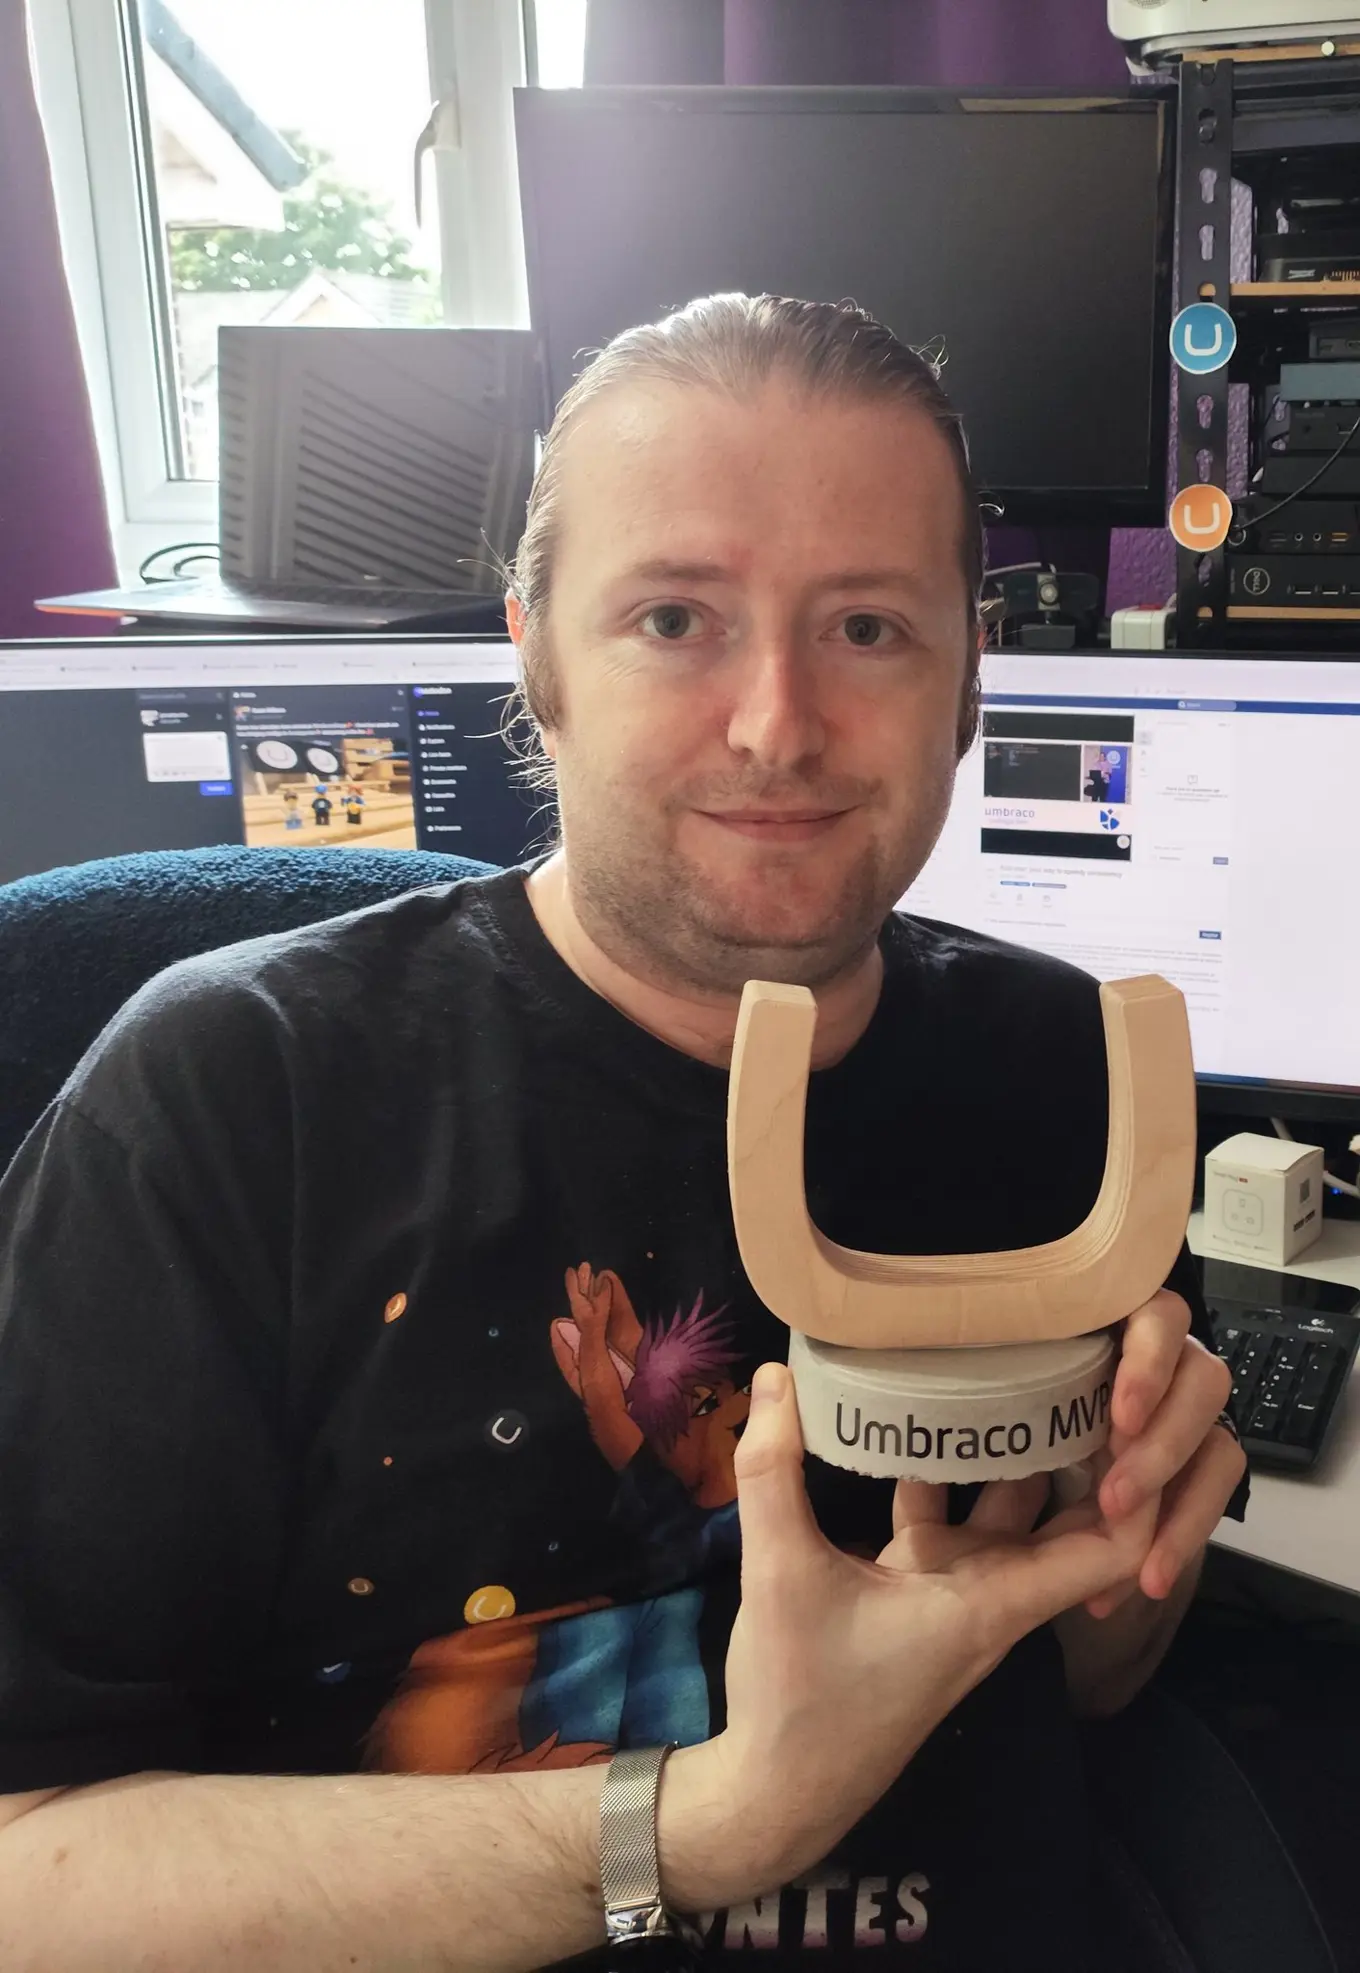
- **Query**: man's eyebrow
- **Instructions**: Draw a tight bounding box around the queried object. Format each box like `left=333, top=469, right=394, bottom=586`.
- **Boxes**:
left=610, top=560, right=928, bottom=593
left=815, top=568, right=930, bottom=595
left=612, top=559, right=739, bottom=587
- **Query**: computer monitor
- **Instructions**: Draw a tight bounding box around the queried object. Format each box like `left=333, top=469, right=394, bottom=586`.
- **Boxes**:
left=514, top=86, right=1173, bottom=523
left=9, top=640, right=1350, bottom=1115
left=217, top=328, right=541, bottom=591
left=0, top=637, right=543, bottom=885
left=906, top=650, right=1360, bottom=1114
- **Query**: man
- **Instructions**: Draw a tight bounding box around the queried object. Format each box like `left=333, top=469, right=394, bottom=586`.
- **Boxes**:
left=0, top=295, right=1243, bottom=1970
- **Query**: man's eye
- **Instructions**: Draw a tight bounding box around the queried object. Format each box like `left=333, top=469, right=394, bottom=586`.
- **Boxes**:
left=841, top=612, right=894, bottom=648
left=691, top=1391, right=719, bottom=1419
left=642, top=604, right=700, bottom=641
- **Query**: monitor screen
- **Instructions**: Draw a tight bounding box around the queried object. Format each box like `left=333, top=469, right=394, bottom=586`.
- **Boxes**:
left=10, top=640, right=1349, bottom=1102
left=0, top=638, right=542, bottom=885
left=906, top=651, right=1360, bottom=1102
left=515, top=87, right=1172, bottom=522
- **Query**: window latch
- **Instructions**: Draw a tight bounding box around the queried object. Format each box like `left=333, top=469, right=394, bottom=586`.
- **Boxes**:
left=414, top=97, right=462, bottom=227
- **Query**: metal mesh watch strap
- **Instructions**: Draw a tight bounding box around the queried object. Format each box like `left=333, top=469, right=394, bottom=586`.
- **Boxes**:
left=599, top=1744, right=701, bottom=1954
left=600, top=1744, right=673, bottom=1944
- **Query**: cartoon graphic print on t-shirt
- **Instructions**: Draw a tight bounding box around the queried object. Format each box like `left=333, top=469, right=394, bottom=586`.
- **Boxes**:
left=364, top=1261, right=750, bottom=1777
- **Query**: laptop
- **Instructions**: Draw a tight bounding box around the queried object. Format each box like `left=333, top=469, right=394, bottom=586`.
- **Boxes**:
left=38, top=328, right=541, bottom=633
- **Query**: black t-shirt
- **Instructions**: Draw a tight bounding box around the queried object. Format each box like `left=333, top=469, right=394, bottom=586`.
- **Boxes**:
left=0, top=868, right=1212, bottom=1969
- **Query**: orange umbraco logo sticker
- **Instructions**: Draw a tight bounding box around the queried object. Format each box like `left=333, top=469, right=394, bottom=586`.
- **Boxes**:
left=1169, top=484, right=1233, bottom=552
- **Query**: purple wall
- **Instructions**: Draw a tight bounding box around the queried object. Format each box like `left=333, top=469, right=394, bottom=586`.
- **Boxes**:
left=0, top=4, right=116, bottom=639
left=725, top=0, right=1132, bottom=90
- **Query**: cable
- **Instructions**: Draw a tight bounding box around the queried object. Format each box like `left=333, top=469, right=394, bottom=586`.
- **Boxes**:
left=1270, top=1116, right=1360, bottom=1200
left=1241, top=404, right=1360, bottom=532
left=137, top=541, right=220, bottom=585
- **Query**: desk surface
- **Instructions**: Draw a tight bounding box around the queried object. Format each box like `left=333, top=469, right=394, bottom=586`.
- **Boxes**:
left=1189, top=1212, right=1360, bottom=1597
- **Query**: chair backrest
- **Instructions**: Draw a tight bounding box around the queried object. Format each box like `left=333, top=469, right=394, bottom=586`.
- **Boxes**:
left=0, top=845, right=496, bottom=1174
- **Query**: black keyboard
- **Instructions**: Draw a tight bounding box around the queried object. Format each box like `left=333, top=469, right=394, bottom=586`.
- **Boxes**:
left=1197, top=1256, right=1360, bottom=1472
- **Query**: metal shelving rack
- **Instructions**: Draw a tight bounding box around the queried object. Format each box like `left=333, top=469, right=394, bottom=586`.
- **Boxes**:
left=1173, top=44, right=1360, bottom=649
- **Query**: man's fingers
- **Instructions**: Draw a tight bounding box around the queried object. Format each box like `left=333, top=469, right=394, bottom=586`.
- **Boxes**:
left=892, top=1474, right=1049, bottom=1542
left=989, top=1491, right=1161, bottom=1633
left=967, top=1473, right=1051, bottom=1536
left=1112, top=1290, right=1192, bottom=1438
left=734, top=1362, right=823, bottom=1574
left=1083, top=1580, right=1139, bottom=1622
left=1101, top=1337, right=1232, bottom=1520
left=892, top=1478, right=948, bottom=1533
left=1138, top=1423, right=1247, bottom=1600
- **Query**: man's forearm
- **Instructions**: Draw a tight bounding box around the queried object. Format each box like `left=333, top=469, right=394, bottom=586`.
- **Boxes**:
left=1054, top=1547, right=1204, bottom=1719
left=0, top=1745, right=752, bottom=1973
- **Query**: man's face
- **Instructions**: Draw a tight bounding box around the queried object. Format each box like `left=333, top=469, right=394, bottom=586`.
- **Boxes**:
left=530, top=378, right=978, bottom=992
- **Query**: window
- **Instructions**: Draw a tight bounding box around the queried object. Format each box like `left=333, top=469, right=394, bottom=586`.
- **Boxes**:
left=529, top=0, right=587, bottom=88
left=139, top=0, right=448, bottom=483
left=31, top=0, right=585, bottom=574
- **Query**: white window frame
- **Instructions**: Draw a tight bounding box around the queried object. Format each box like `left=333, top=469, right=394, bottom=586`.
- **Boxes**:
left=28, top=0, right=530, bottom=581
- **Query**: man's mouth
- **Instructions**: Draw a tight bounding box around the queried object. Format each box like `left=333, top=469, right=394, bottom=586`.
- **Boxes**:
left=700, top=808, right=851, bottom=842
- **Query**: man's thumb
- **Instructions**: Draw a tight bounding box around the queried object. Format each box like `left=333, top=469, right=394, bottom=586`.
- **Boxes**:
left=734, top=1362, right=822, bottom=1567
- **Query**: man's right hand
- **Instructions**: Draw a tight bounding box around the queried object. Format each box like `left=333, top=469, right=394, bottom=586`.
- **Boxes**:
left=666, top=1359, right=1161, bottom=1899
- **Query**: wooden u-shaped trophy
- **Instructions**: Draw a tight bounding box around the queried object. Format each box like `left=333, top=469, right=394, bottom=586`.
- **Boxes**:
left=726, top=977, right=1197, bottom=1481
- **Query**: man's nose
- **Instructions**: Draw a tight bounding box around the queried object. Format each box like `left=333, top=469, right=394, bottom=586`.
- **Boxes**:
left=724, top=638, right=826, bottom=771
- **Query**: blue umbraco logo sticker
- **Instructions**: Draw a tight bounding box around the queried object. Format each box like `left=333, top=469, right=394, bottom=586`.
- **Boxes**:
left=1099, top=809, right=1122, bottom=832
left=1170, top=303, right=1237, bottom=376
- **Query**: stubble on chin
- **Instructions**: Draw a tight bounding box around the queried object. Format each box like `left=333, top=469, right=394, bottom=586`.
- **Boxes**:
left=567, top=822, right=895, bottom=996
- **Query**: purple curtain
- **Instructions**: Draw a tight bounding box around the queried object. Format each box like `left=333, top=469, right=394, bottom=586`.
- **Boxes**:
left=723, top=0, right=1171, bottom=610
left=0, top=5, right=116, bottom=639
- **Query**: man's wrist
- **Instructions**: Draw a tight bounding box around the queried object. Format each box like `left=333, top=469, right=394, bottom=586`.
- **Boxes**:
left=653, top=1737, right=791, bottom=1918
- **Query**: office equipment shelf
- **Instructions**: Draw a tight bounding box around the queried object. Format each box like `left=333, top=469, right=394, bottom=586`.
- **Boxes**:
left=1174, top=51, right=1360, bottom=646
left=1230, top=282, right=1360, bottom=300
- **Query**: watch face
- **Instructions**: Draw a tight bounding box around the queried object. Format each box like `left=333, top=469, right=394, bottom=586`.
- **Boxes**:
left=306, top=745, right=341, bottom=776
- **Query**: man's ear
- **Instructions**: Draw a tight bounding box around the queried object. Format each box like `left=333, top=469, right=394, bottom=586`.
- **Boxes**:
left=505, top=591, right=558, bottom=759
left=956, top=626, right=986, bottom=758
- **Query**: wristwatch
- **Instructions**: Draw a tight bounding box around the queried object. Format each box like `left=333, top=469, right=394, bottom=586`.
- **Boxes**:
left=1215, top=1406, right=1251, bottom=1524
left=599, top=1744, right=704, bottom=1965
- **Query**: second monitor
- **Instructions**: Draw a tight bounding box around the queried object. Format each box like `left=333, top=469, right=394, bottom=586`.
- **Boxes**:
left=907, top=649, right=1360, bottom=1109
left=515, top=85, right=1173, bottom=523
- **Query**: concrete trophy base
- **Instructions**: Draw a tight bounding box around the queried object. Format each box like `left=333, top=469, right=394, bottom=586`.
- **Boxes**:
left=787, top=1327, right=1119, bottom=1482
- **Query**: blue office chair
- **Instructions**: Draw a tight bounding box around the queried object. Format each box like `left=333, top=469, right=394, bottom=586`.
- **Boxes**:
left=0, top=845, right=496, bottom=1174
